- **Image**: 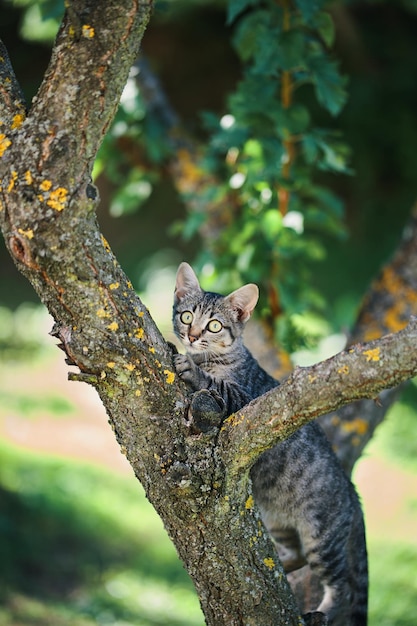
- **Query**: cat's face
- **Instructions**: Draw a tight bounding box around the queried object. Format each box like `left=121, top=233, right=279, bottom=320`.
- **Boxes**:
left=173, top=263, right=259, bottom=356
left=174, top=291, right=238, bottom=355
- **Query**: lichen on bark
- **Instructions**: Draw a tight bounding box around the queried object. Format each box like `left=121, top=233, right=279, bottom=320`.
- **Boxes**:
left=2, top=4, right=417, bottom=625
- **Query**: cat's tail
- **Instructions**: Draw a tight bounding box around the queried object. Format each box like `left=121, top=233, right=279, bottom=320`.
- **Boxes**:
left=349, top=512, right=368, bottom=626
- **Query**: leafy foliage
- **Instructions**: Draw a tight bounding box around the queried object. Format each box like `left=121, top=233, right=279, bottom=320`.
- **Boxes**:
left=83, top=0, right=351, bottom=350
left=9, top=0, right=63, bottom=42
left=184, top=0, right=350, bottom=350
left=9, top=0, right=415, bottom=354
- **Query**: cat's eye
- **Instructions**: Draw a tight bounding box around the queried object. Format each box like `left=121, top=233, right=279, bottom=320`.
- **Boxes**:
left=180, top=311, right=193, bottom=324
left=207, top=319, right=222, bottom=333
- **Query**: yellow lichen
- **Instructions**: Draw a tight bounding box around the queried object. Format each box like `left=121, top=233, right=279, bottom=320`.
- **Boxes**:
left=40, top=179, right=52, bottom=191
left=109, top=282, right=119, bottom=290
left=0, top=134, right=11, bottom=156
left=135, top=389, right=142, bottom=397
left=342, top=418, right=368, bottom=436
left=96, top=308, right=110, bottom=319
left=338, top=365, right=349, bottom=375
left=263, top=557, right=275, bottom=570
left=138, top=311, right=144, bottom=317
left=384, top=301, right=407, bottom=333
left=82, top=24, right=95, bottom=38
left=363, top=327, right=382, bottom=342
left=176, top=148, right=204, bottom=189
left=223, top=412, right=245, bottom=428
left=7, top=170, right=17, bottom=192
left=245, top=495, right=254, bottom=510
left=46, top=187, right=68, bottom=211
left=101, top=235, right=111, bottom=252
left=107, top=321, right=119, bottom=331
left=124, top=363, right=136, bottom=372
left=107, top=362, right=116, bottom=368
left=18, top=227, right=34, bottom=239
left=164, top=369, right=175, bottom=384
left=24, top=170, right=33, bottom=185
left=135, top=328, right=144, bottom=340
left=149, top=346, right=155, bottom=354
left=11, top=113, right=25, bottom=130
left=363, top=347, right=380, bottom=362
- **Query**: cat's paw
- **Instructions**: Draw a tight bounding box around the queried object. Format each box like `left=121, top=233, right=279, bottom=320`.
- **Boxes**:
left=189, top=389, right=226, bottom=433
left=173, top=354, right=201, bottom=390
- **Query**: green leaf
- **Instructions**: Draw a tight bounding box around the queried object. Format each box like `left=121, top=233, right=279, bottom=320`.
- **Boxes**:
left=261, top=209, right=283, bottom=242
left=295, top=0, right=326, bottom=23
left=181, top=212, right=206, bottom=241
left=243, top=138, right=263, bottom=158
left=110, top=175, right=152, bottom=217
left=229, top=74, right=278, bottom=119
left=277, top=30, right=306, bottom=71
left=286, top=104, right=310, bottom=134
left=314, top=12, right=335, bottom=48
left=308, top=52, right=348, bottom=116
left=227, top=0, right=259, bottom=25
left=301, top=131, right=352, bottom=173
left=232, top=10, right=273, bottom=62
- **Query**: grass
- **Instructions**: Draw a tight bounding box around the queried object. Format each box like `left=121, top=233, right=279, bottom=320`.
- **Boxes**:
left=368, top=541, right=417, bottom=626
left=1, top=435, right=416, bottom=626
left=0, top=441, right=204, bottom=626
left=368, top=378, right=417, bottom=473
left=0, top=304, right=416, bottom=624
left=0, top=390, right=74, bottom=418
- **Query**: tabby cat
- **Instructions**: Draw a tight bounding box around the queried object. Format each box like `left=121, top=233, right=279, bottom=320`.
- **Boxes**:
left=172, top=262, right=368, bottom=626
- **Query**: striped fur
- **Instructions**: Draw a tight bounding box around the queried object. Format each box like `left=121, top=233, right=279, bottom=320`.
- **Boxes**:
left=173, top=263, right=368, bottom=625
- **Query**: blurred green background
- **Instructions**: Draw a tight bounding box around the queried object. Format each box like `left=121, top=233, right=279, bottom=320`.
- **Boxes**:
left=1, top=1, right=417, bottom=624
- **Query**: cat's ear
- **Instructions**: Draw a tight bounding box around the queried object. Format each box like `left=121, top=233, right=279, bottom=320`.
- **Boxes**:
left=175, top=262, right=202, bottom=301
left=225, top=284, right=259, bottom=322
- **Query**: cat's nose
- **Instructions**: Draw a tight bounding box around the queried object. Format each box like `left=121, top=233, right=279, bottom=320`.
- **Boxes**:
left=189, top=333, right=199, bottom=343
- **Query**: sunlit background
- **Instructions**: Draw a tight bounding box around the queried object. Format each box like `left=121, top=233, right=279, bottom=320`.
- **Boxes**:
left=1, top=1, right=417, bottom=625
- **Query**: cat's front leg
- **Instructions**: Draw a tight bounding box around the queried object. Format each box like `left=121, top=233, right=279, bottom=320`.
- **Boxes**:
left=173, top=354, right=210, bottom=391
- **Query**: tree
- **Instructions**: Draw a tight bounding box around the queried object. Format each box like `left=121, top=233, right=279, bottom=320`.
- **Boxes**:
left=1, top=1, right=417, bottom=624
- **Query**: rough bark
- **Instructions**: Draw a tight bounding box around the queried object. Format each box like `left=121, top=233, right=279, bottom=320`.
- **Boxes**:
left=0, top=5, right=301, bottom=624
left=319, top=205, right=417, bottom=472
left=133, top=54, right=417, bottom=475
left=2, top=5, right=417, bottom=626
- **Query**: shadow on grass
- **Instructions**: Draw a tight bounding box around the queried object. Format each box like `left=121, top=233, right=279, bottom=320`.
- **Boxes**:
left=0, top=483, right=111, bottom=598
left=0, top=443, right=203, bottom=626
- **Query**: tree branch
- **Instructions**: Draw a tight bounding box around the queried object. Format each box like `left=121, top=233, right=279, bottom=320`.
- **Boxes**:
left=320, top=204, right=417, bottom=472
left=220, top=318, right=417, bottom=478
left=0, top=16, right=304, bottom=624
left=3, top=6, right=417, bottom=624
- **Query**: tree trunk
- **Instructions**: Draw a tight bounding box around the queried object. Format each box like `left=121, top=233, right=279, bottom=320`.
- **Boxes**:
left=2, top=4, right=417, bottom=626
